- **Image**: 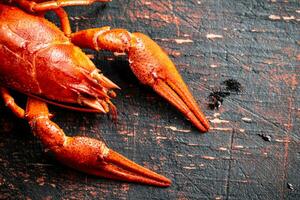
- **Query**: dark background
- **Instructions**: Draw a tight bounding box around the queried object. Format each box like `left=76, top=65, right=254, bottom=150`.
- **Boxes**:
left=0, top=0, right=299, bottom=199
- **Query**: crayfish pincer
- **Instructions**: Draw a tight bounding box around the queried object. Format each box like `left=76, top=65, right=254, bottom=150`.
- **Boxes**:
left=0, top=0, right=209, bottom=187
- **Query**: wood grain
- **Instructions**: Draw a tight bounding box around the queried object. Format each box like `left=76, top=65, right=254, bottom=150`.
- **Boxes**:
left=0, top=0, right=299, bottom=199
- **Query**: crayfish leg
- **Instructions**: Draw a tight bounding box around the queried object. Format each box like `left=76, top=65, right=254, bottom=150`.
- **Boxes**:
left=9, top=0, right=111, bottom=13
left=53, top=8, right=71, bottom=36
left=0, top=87, right=25, bottom=118
left=9, top=1, right=109, bottom=36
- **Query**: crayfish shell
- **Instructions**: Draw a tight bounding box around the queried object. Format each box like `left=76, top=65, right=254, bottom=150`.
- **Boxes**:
left=0, top=4, right=118, bottom=114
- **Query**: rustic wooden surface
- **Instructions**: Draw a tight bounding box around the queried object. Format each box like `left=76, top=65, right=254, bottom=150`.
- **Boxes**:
left=0, top=0, right=299, bottom=199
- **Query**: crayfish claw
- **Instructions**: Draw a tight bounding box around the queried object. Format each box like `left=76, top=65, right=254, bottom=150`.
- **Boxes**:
left=26, top=98, right=170, bottom=187
left=153, top=79, right=209, bottom=132
left=59, top=138, right=171, bottom=187
left=71, top=28, right=209, bottom=131
left=93, top=150, right=172, bottom=187
left=128, top=33, right=210, bottom=132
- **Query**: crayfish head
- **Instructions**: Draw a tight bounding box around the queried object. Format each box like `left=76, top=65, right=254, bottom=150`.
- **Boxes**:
left=69, top=68, right=119, bottom=119
left=33, top=44, right=121, bottom=117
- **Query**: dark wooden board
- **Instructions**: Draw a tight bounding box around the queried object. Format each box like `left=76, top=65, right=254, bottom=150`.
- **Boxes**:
left=0, top=0, right=299, bottom=199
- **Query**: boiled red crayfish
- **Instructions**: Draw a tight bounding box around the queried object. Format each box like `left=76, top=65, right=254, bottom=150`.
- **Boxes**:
left=0, top=0, right=210, bottom=187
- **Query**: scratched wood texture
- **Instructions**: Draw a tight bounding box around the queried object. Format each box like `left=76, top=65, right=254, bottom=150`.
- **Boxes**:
left=0, top=0, right=299, bottom=199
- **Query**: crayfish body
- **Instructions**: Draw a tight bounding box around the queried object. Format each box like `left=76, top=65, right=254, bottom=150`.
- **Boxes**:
left=0, top=0, right=209, bottom=187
